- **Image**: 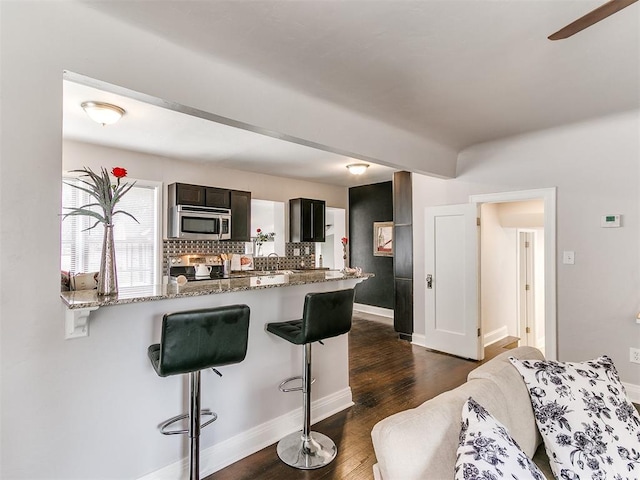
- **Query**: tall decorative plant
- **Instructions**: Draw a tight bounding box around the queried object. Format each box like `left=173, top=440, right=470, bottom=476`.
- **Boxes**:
left=63, top=166, right=137, bottom=295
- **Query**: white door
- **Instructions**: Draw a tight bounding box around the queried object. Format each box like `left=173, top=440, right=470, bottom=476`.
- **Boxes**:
left=518, top=231, right=536, bottom=346
left=425, top=203, right=483, bottom=360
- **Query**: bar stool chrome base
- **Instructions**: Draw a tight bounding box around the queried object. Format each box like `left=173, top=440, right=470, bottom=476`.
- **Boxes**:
left=276, top=430, right=337, bottom=469
left=266, top=289, right=355, bottom=471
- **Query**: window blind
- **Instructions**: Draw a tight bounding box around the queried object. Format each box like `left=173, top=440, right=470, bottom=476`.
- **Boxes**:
left=61, top=177, right=159, bottom=287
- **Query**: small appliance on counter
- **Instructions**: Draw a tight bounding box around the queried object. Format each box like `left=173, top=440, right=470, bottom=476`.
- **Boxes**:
left=168, top=254, right=224, bottom=282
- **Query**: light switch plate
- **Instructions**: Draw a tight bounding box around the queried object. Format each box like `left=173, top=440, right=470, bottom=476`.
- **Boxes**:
left=562, top=251, right=575, bottom=265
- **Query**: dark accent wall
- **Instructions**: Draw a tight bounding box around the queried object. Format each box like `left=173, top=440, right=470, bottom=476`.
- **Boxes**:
left=349, top=182, right=394, bottom=309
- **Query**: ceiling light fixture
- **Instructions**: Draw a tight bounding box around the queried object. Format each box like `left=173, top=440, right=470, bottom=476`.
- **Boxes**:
left=81, top=101, right=125, bottom=126
left=346, top=163, right=369, bottom=175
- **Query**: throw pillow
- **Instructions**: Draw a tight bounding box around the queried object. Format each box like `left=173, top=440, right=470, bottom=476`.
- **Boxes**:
left=510, top=355, right=640, bottom=480
left=455, top=397, right=547, bottom=480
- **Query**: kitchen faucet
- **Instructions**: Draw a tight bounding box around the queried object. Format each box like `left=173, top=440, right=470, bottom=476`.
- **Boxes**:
left=267, top=252, right=280, bottom=272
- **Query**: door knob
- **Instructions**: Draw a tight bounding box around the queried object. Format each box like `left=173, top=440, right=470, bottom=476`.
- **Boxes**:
left=426, top=274, right=433, bottom=289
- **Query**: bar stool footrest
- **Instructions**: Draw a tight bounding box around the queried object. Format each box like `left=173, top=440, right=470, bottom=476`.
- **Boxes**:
left=278, top=376, right=315, bottom=393
left=158, top=409, right=217, bottom=435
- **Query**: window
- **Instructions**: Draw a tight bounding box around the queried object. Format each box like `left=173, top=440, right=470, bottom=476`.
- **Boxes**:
left=61, top=176, right=161, bottom=287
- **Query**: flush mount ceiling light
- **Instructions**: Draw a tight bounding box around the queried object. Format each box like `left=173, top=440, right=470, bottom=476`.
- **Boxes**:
left=346, top=163, right=369, bottom=175
left=81, top=101, right=125, bottom=126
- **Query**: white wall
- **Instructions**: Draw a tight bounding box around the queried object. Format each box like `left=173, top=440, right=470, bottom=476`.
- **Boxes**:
left=414, top=110, right=640, bottom=386
left=251, top=199, right=286, bottom=256
left=480, top=203, right=518, bottom=341
left=0, top=2, right=456, bottom=478
left=497, top=199, right=544, bottom=227
left=63, top=140, right=347, bottom=240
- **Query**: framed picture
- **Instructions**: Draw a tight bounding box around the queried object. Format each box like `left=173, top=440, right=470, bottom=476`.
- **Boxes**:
left=373, top=221, right=393, bottom=257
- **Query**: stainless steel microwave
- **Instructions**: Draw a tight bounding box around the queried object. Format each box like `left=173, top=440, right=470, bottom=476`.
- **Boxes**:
left=168, top=205, right=232, bottom=240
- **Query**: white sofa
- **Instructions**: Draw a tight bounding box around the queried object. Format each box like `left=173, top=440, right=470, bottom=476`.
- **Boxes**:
left=371, top=346, right=553, bottom=480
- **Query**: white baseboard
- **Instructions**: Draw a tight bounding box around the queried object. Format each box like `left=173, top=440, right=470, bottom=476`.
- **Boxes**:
left=353, top=303, right=394, bottom=325
left=484, top=326, right=508, bottom=347
left=623, top=382, right=640, bottom=404
left=412, top=333, right=426, bottom=348
left=137, top=387, right=353, bottom=480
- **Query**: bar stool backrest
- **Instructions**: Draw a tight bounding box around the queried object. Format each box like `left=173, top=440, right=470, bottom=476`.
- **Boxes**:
left=158, top=304, right=250, bottom=377
left=301, top=289, right=355, bottom=344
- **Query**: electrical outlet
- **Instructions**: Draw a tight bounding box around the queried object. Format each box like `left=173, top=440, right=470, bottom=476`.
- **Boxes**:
left=630, top=348, right=640, bottom=364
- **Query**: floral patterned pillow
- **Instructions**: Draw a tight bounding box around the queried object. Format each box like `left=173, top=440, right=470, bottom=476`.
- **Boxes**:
left=455, top=397, right=547, bottom=480
left=510, top=355, right=640, bottom=480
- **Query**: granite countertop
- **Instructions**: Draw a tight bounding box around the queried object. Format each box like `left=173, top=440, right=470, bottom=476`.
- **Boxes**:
left=61, top=270, right=372, bottom=310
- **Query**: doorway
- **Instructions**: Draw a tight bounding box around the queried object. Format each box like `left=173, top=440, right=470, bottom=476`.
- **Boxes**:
left=479, top=201, right=545, bottom=354
left=421, top=188, right=556, bottom=361
left=316, top=207, right=346, bottom=270
left=471, top=188, right=556, bottom=360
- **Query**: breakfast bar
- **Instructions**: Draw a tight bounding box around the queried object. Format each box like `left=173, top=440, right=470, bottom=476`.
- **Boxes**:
left=60, top=270, right=370, bottom=478
left=61, top=270, right=369, bottom=310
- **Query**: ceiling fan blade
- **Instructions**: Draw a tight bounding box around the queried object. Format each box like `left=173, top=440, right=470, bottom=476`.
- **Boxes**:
left=548, top=0, right=638, bottom=40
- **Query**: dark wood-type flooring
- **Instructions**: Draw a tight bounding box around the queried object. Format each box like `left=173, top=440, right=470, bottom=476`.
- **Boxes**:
left=206, top=314, right=520, bottom=480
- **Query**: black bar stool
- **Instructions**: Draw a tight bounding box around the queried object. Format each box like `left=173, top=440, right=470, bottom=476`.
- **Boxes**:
left=148, top=305, right=250, bottom=480
left=266, top=288, right=355, bottom=469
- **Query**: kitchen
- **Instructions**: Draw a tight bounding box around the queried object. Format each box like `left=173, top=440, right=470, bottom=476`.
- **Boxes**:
left=59, top=75, right=390, bottom=478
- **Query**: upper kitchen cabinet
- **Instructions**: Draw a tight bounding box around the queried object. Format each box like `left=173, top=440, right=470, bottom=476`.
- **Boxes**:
left=230, top=190, right=251, bottom=241
left=168, top=183, right=230, bottom=209
left=290, top=198, right=326, bottom=242
left=205, top=187, right=231, bottom=209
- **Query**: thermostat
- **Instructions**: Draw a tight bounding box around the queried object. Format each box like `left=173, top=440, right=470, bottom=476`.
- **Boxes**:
left=601, top=214, right=621, bottom=228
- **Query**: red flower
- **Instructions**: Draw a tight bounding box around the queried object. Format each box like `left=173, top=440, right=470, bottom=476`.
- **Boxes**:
left=341, top=237, right=348, bottom=245
left=111, top=167, right=127, bottom=178
left=256, top=228, right=262, bottom=233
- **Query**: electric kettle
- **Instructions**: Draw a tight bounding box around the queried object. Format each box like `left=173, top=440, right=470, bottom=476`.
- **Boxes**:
left=194, top=264, right=212, bottom=277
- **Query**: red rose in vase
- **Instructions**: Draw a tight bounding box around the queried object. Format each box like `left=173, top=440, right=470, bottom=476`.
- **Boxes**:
left=111, top=167, right=128, bottom=179
left=341, top=237, right=348, bottom=262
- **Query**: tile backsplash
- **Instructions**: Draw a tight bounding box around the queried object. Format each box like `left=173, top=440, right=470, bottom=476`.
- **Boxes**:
left=163, top=239, right=245, bottom=274
left=254, top=242, right=315, bottom=270
left=163, top=239, right=316, bottom=273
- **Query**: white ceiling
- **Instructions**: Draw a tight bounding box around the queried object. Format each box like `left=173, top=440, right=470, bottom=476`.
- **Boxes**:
left=64, top=81, right=396, bottom=187
left=70, top=0, right=640, bottom=185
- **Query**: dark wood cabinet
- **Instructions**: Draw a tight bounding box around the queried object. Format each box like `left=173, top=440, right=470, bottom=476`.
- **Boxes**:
left=169, top=183, right=231, bottom=209
left=290, top=198, right=326, bottom=242
left=393, top=171, right=413, bottom=339
left=205, top=187, right=230, bottom=209
left=230, top=190, right=251, bottom=241
left=170, top=183, right=206, bottom=206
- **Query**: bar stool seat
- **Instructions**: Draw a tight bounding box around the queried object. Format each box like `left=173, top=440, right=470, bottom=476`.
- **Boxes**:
left=148, top=304, right=250, bottom=480
left=266, top=288, right=355, bottom=470
left=265, top=320, right=303, bottom=344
